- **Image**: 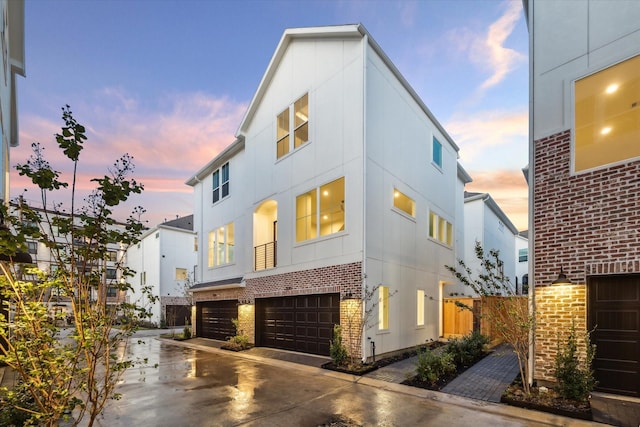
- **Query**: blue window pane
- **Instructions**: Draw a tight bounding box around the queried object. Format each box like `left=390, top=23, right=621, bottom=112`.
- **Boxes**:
left=432, top=137, right=442, bottom=168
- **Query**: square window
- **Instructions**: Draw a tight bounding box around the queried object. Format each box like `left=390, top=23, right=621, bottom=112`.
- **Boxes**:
left=296, top=177, right=344, bottom=242
left=393, top=189, right=415, bottom=217
left=175, top=268, right=188, bottom=280
left=574, top=54, right=640, bottom=172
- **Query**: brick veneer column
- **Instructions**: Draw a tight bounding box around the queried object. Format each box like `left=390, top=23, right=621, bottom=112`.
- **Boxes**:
left=533, top=129, right=640, bottom=384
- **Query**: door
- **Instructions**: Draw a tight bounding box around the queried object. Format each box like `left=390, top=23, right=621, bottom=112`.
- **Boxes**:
left=196, top=300, right=238, bottom=341
left=589, top=274, right=640, bottom=396
left=255, top=293, right=340, bottom=356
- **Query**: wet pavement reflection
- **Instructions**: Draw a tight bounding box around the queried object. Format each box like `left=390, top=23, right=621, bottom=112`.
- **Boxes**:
left=98, top=333, right=555, bottom=426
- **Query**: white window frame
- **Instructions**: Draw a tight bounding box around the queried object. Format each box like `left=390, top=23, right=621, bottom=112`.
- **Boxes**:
left=212, top=162, right=230, bottom=204
left=207, top=222, right=235, bottom=268
left=277, top=93, right=309, bottom=159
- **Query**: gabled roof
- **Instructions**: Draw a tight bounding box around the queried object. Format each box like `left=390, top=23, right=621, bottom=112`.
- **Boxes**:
left=185, top=137, right=244, bottom=186
left=159, top=214, right=194, bottom=231
left=237, top=23, right=459, bottom=152
left=464, top=191, right=519, bottom=235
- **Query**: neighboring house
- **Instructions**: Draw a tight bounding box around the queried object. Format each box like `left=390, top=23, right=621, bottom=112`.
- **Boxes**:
left=13, top=205, right=128, bottom=320
left=525, top=0, right=640, bottom=396
left=126, top=215, right=197, bottom=327
left=514, top=231, right=528, bottom=295
left=463, top=192, right=519, bottom=294
left=187, top=24, right=469, bottom=359
left=0, top=0, right=25, bottom=203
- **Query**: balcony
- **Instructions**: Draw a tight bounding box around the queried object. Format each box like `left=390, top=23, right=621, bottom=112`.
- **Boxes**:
left=254, top=241, right=276, bottom=271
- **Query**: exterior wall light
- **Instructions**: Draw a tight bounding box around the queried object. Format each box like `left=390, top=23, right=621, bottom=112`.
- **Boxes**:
left=551, top=266, right=572, bottom=285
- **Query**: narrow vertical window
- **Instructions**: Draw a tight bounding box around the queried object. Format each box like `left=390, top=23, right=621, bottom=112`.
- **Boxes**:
left=293, top=93, right=309, bottom=148
left=212, top=170, right=220, bottom=203
left=221, top=163, right=230, bottom=198
left=417, top=290, right=425, bottom=326
left=277, top=108, right=290, bottom=158
left=208, top=231, right=215, bottom=267
left=432, top=137, right=442, bottom=168
left=379, top=285, right=389, bottom=330
left=429, top=211, right=437, bottom=239
left=296, top=188, right=317, bottom=242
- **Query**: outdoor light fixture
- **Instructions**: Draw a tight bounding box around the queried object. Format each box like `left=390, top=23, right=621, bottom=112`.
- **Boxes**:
left=551, top=266, right=572, bottom=285
left=342, top=291, right=355, bottom=300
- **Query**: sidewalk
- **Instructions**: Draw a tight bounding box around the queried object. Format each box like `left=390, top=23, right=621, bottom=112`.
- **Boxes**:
left=364, top=343, right=520, bottom=403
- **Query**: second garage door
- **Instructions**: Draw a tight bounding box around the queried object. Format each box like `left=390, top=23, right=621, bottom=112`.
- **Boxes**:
left=196, top=300, right=238, bottom=341
left=256, top=293, right=340, bottom=356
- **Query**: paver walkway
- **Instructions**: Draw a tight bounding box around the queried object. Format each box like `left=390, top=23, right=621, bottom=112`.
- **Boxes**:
left=364, top=343, right=520, bottom=403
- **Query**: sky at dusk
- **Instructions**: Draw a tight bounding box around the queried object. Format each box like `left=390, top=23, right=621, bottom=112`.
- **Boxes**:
left=11, top=0, right=529, bottom=230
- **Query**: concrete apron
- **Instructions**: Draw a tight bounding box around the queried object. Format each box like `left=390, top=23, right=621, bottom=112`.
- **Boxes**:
left=590, top=392, right=640, bottom=427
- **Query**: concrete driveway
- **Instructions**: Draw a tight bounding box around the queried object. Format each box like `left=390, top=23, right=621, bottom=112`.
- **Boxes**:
left=98, top=333, right=598, bottom=427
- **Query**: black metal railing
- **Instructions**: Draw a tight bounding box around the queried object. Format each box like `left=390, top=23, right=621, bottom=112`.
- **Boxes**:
left=254, top=241, right=276, bottom=271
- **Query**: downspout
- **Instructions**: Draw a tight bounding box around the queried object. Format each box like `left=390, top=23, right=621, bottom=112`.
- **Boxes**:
left=361, top=32, right=369, bottom=363
left=526, top=0, right=536, bottom=390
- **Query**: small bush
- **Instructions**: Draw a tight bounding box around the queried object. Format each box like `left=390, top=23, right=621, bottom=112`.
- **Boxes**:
left=445, top=331, right=489, bottom=366
left=183, top=325, right=192, bottom=339
left=554, top=322, right=596, bottom=402
left=329, top=325, right=348, bottom=367
left=415, top=347, right=456, bottom=385
left=0, top=381, right=38, bottom=426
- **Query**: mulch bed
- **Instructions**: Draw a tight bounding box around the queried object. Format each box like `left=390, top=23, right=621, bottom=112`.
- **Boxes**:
left=401, top=351, right=490, bottom=391
left=322, top=341, right=445, bottom=376
left=501, top=381, right=592, bottom=421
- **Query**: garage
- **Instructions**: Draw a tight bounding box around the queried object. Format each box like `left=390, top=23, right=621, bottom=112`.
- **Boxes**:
left=588, top=274, right=640, bottom=396
left=256, top=293, right=340, bottom=356
left=196, top=300, right=238, bottom=341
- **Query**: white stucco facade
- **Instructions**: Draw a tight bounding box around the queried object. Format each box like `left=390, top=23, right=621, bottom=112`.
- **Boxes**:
left=463, top=192, right=519, bottom=293
left=126, top=216, right=197, bottom=326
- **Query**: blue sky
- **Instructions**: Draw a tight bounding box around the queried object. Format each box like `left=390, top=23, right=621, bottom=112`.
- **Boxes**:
left=12, top=0, right=529, bottom=229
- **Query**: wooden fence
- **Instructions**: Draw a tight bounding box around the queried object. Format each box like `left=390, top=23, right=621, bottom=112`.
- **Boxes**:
left=443, top=296, right=528, bottom=342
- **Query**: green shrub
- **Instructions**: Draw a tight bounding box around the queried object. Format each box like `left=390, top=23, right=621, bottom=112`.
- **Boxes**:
left=329, top=325, right=348, bottom=367
left=554, top=323, right=596, bottom=402
left=445, top=331, right=489, bottom=366
left=0, top=381, right=38, bottom=426
left=415, top=347, right=456, bottom=385
left=183, top=325, right=192, bottom=339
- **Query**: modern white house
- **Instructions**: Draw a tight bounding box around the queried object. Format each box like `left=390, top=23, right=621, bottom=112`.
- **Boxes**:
left=0, top=0, right=25, bottom=203
left=462, top=191, right=519, bottom=293
left=514, top=231, right=528, bottom=294
left=126, top=215, right=197, bottom=327
left=187, top=24, right=470, bottom=359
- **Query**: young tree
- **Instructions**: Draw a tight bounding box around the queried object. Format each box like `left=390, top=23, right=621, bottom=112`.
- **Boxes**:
left=0, top=106, right=155, bottom=426
left=446, top=241, right=534, bottom=395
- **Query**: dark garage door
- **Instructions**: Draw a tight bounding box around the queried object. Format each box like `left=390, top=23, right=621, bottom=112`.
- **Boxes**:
left=165, top=305, right=192, bottom=327
left=256, top=293, right=340, bottom=356
left=196, top=300, right=238, bottom=341
left=589, top=275, right=640, bottom=396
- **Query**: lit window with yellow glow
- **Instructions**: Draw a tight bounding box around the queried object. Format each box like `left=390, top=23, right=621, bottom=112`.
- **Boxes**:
left=417, top=290, right=425, bottom=326
left=429, top=210, right=453, bottom=247
left=379, top=285, right=389, bottom=330
left=393, top=189, right=415, bottom=217
left=296, top=177, right=345, bottom=242
left=208, top=222, right=235, bottom=267
left=277, top=93, right=309, bottom=159
left=574, top=54, right=640, bottom=172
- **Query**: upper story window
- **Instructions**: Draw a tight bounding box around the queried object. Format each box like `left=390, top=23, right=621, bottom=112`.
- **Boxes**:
left=208, top=222, right=235, bottom=268
left=393, top=189, right=415, bottom=217
left=574, top=54, right=640, bottom=173
left=277, top=93, right=309, bottom=159
left=212, top=162, right=230, bottom=203
left=432, top=137, right=443, bottom=168
left=175, top=268, right=188, bottom=280
left=26, top=241, right=38, bottom=255
left=106, top=268, right=117, bottom=280
left=518, top=248, right=528, bottom=263
left=296, top=177, right=344, bottom=242
left=429, top=211, right=453, bottom=247
left=106, top=250, right=118, bottom=262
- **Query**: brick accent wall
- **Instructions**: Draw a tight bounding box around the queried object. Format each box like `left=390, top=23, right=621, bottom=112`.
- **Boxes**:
left=533, top=129, right=640, bottom=383
left=534, top=285, right=587, bottom=382
left=191, top=262, right=362, bottom=345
